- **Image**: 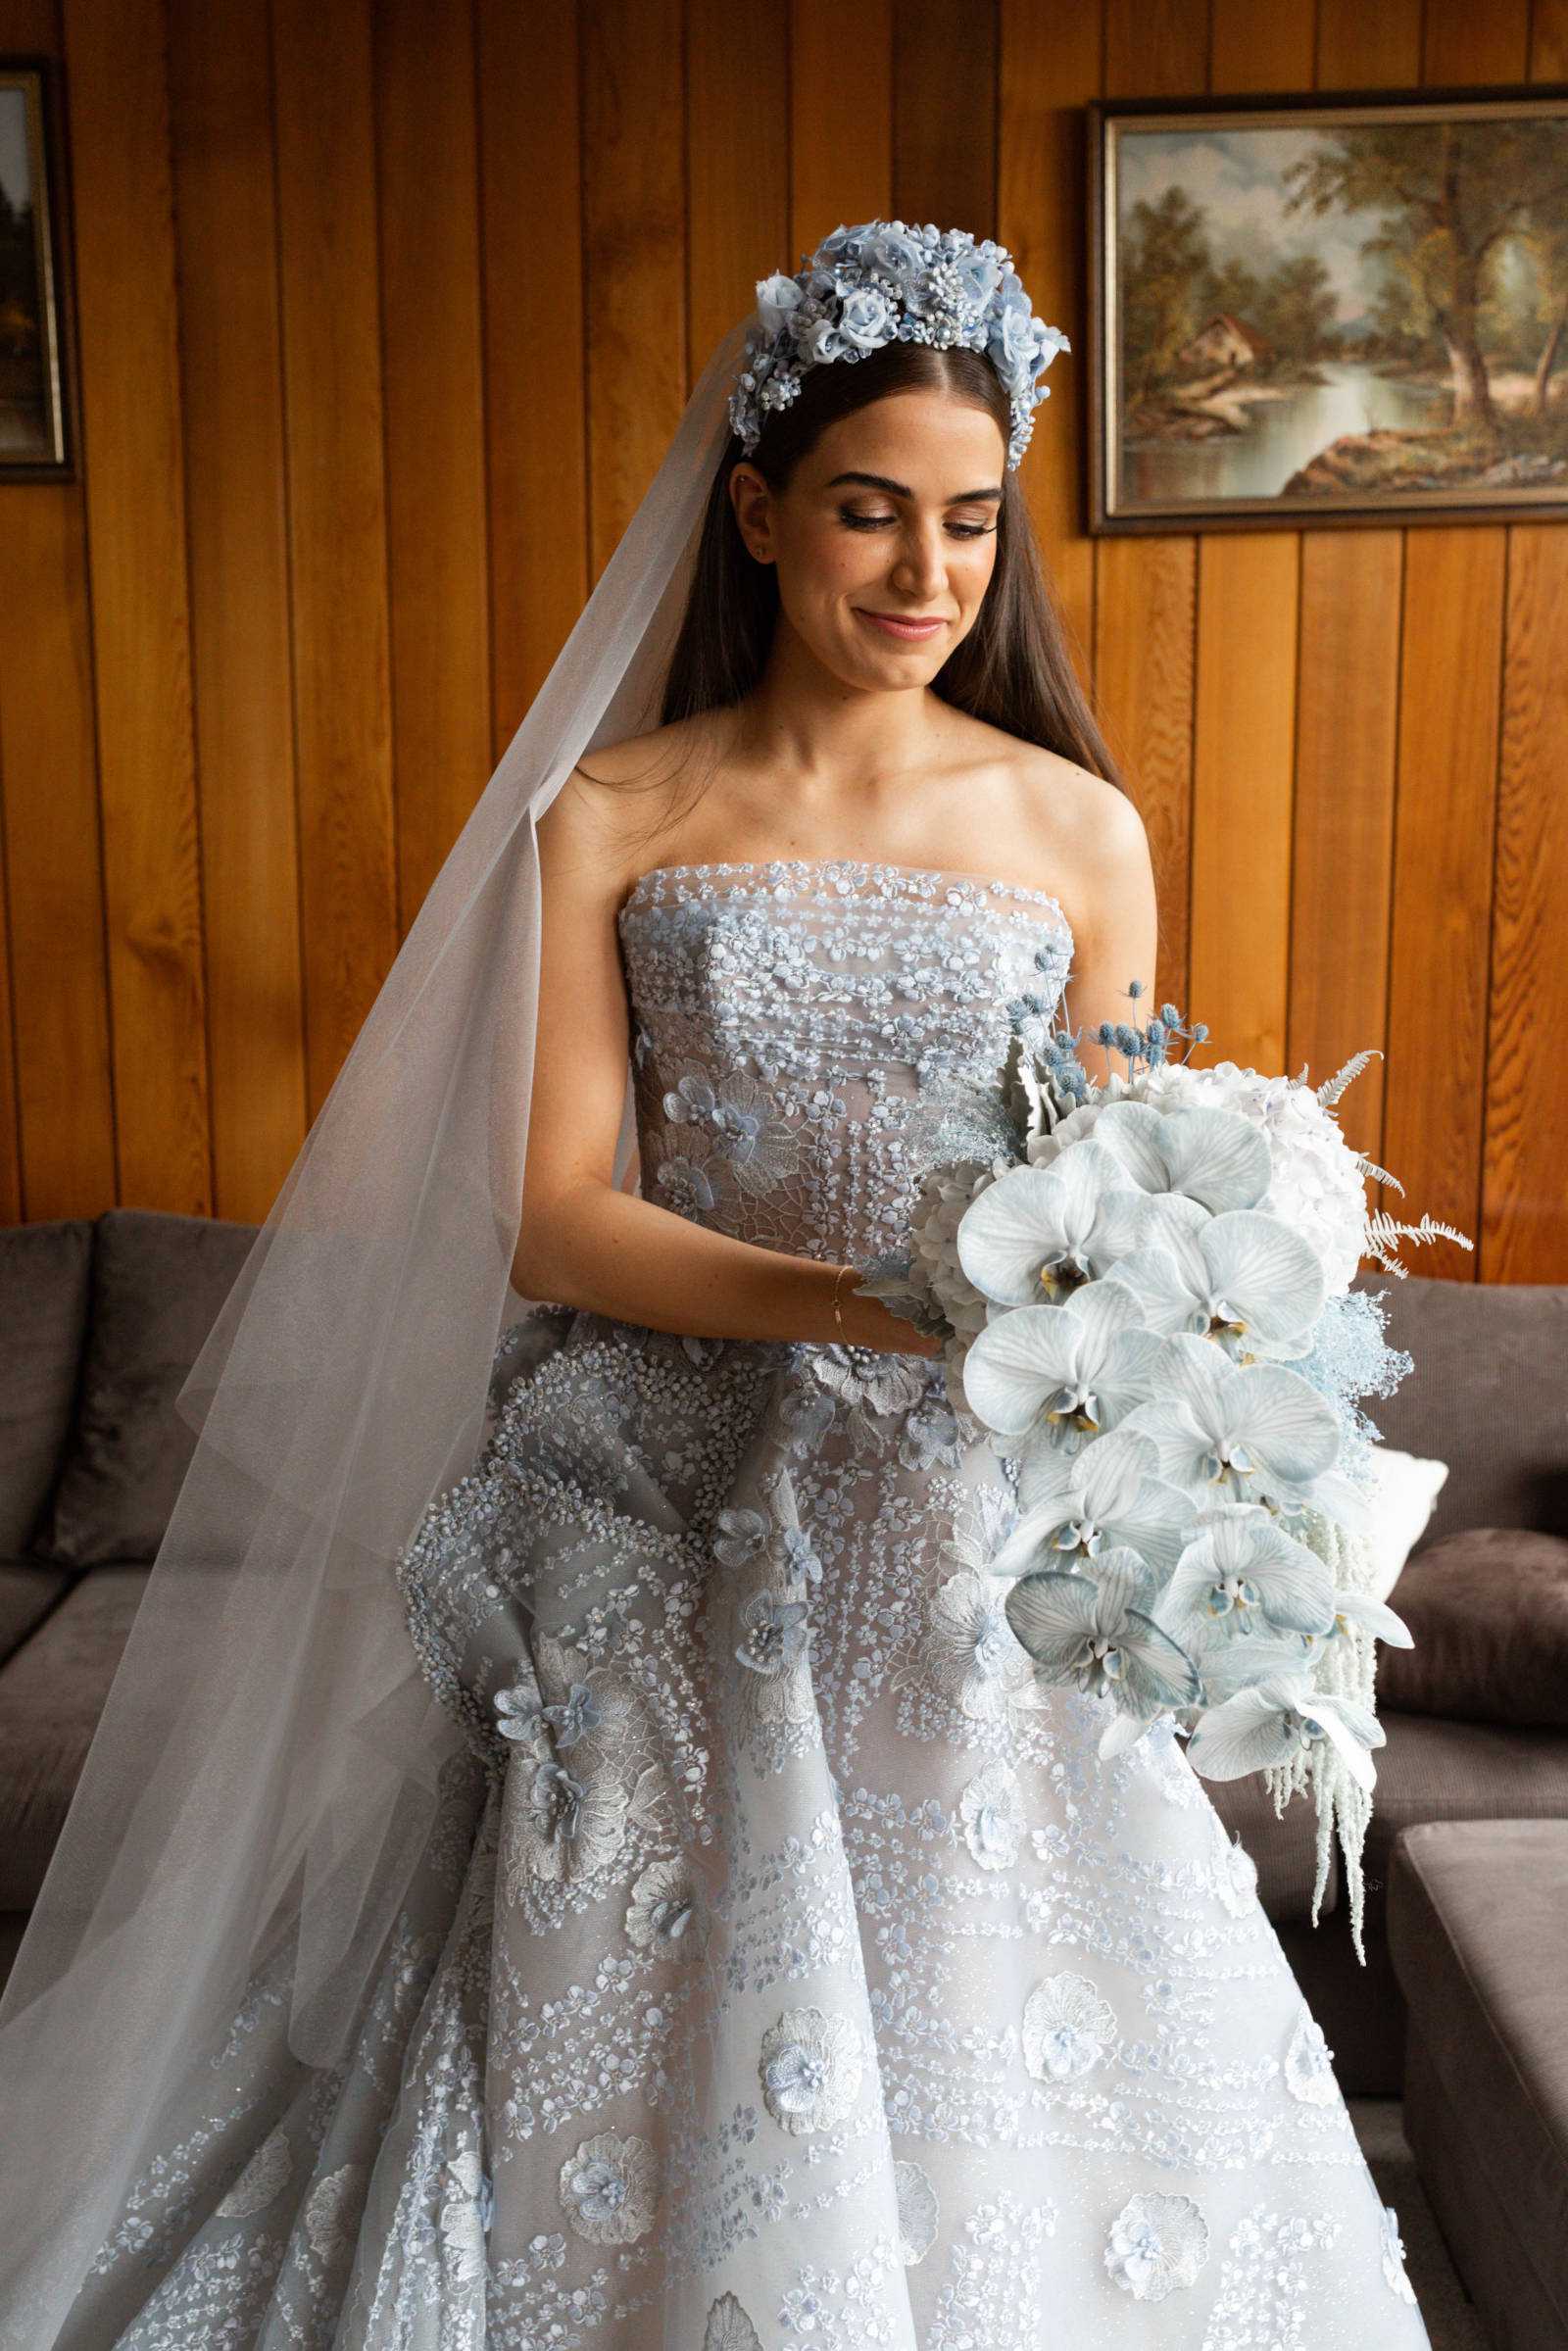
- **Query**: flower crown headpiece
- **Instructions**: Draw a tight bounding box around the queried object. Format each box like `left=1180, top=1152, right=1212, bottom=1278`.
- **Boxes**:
left=727, top=219, right=1070, bottom=473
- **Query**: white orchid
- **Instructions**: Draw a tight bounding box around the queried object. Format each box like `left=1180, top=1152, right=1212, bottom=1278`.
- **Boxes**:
left=1278, top=1584, right=1415, bottom=1677
left=1105, top=1204, right=1326, bottom=1362
left=1137, top=1058, right=1374, bottom=1293
left=1119, top=1333, right=1341, bottom=1510
left=1004, top=1547, right=1201, bottom=1750
left=867, top=993, right=1453, bottom=1877
left=1047, top=1101, right=1272, bottom=1217
left=1186, top=1671, right=1386, bottom=1790
left=1157, top=1506, right=1338, bottom=1642
left=961, top=1283, right=1164, bottom=1445
left=955, top=1140, right=1130, bottom=1306
left=989, top=1427, right=1194, bottom=1583
left=1181, top=1617, right=1316, bottom=1707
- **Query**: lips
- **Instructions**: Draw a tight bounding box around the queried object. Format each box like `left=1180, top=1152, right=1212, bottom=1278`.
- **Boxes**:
left=857, top=611, right=948, bottom=641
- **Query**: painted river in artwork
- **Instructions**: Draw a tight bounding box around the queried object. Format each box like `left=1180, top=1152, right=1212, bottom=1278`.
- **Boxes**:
left=1124, top=359, right=1453, bottom=503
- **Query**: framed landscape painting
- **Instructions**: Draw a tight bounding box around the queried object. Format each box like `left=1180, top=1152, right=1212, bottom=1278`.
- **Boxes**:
left=0, top=57, right=74, bottom=480
left=1087, top=84, right=1568, bottom=533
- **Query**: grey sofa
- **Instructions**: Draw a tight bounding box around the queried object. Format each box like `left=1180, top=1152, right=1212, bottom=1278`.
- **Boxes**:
left=1, top=1208, right=1565, bottom=2095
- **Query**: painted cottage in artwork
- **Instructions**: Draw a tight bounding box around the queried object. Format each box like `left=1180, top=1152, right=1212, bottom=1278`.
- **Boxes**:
left=1174, top=313, right=1273, bottom=372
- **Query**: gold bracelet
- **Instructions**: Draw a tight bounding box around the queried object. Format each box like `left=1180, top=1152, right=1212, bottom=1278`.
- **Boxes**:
left=831, top=1262, right=851, bottom=1343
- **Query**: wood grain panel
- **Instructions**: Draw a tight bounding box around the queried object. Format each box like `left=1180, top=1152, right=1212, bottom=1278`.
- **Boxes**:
left=582, top=0, right=686, bottom=575
left=169, top=0, right=306, bottom=1226
left=1286, top=8, right=1419, bottom=1159
left=1479, top=0, right=1568, bottom=1281
left=1288, top=531, right=1400, bottom=1151
left=1482, top=526, right=1568, bottom=1279
left=998, top=0, right=1101, bottom=687
left=789, top=0, right=893, bottom=260
left=0, top=472, right=115, bottom=1221
left=0, top=808, right=15, bottom=1221
left=1093, top=536, right=1196, bottom=1008
left=1383, top=526, right=1502, bottom=1267
left=63, top=0, right=209, bottom=1212
left=1189, top=530, right=1299, bottom=1067
left=476, top=0, right=587, bottom=751
left=1190, top=0, right=1312, bottom=1079
left=687, top=0, right=788, bottom=367
left=1534, top=0, right=1568, bottom=79
left=0, top=0, right=1561, bottom=1288
left=271, top=0, right=399, bottom=1116
left=374, top=0, right=491, bottom=928
left=0, top=0, right=93, bottom=1223
left=1313, top=0, right=1422, bottom=85
left=892, top=0, right=996, bottom=239
left=1097, top=0, right=1210, bottom=1018
left=1381, top=0, right=1530, bottom=1273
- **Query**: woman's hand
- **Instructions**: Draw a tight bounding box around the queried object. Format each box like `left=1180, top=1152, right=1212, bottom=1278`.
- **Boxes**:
left=837, top=1282, right=946, bottom=1358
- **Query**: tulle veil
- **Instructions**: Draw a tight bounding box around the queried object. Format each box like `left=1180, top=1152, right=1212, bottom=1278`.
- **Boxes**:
left=0, top=309, right=755, bottom=2346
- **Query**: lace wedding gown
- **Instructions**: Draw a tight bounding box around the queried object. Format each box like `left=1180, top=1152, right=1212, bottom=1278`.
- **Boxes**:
left=42, top=857, right=1432, bottom=2349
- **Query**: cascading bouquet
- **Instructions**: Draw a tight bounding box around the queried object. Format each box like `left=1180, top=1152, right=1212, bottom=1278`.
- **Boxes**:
left=858, top=993, right=1472, bottom=1958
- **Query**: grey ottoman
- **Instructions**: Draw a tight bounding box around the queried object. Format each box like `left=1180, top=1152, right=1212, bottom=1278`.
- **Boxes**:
left=1389, top=1819, right=1568, bottom=2349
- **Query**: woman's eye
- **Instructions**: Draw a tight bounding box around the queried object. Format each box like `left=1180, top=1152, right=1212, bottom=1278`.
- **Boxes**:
left=838, top=511, right=995, bottom=539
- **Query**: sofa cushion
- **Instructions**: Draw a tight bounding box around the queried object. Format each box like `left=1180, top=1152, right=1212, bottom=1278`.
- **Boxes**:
left=31, top=1207, right=259, bottom=1567
left=0, top=1563, right=151, bottom=1908
left=0, top=1558, right=72, bottom=1668
left=1379, top=1528, right=1568, bottom=1727
left=1362, top=1446, right=1447, bottom=1601
left=0, top=1217, right=94, bottom=1552
left=1353, top=1271, right=1568, bottom=1544
left=1364, top=1710, right=1568, bottom=1906
left=1216, top=1709, right=1568, bottom=1958
left=1389, top=1819, right=1568, bottom=2337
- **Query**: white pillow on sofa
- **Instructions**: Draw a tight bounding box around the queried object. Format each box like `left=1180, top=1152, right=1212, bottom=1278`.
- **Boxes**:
left=1365, top=1447, right=1449, bottom=1601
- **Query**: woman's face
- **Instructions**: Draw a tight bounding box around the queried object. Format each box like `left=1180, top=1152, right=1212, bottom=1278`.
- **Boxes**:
left=729, top=390, right=1007, bottom=690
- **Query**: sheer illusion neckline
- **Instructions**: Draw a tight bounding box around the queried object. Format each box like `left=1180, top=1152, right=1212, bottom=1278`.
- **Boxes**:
left=618, top=854, right=1073, bottom=934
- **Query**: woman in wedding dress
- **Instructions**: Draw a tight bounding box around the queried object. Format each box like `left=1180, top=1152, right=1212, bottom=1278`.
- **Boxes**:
left=0, top=221, right=1431, bottom=2348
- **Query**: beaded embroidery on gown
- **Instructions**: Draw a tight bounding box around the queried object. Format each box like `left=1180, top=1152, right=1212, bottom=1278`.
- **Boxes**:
left=45, top=857, right=1431, bottom=2349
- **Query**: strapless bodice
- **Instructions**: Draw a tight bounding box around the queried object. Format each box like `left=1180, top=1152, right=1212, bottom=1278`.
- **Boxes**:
left=616, top=855, right=1074, bottom=1267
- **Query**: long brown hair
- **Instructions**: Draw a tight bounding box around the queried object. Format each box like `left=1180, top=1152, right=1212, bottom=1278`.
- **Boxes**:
left=590, top=336, right=1124, bottom=843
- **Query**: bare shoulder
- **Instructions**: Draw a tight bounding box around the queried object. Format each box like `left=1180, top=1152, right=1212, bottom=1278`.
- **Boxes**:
left=536, top=713, right=712, bottom=894
left=1004, top=743, right=1149, bottom=884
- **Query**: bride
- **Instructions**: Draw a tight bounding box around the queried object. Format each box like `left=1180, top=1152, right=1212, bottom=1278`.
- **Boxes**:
left=0, top=220, right=1431, bottom=2347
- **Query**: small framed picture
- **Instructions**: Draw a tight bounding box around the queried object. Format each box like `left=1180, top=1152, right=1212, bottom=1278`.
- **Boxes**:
left=1, top=56, right=76, bottom=481
left=1087, top=82, right=1568, bottom=533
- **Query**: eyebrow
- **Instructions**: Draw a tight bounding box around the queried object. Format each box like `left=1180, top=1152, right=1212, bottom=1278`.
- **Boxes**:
left=824, top=469, right=1004, bottom=505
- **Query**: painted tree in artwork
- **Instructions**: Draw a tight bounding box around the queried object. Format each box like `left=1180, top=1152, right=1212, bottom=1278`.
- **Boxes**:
left=1120, top=185, right=1213, bottom=402
left=1282, top=118, right=1568, bottom=436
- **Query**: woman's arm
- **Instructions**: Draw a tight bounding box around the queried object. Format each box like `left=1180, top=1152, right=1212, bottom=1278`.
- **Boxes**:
left=1054, top=783, right=1159, bottom=1092
left=513, top=778, right=940, bottom=1357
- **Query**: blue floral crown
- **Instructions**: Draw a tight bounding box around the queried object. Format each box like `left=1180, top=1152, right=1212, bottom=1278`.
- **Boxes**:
left=727, top=219, right=1070, bottom=473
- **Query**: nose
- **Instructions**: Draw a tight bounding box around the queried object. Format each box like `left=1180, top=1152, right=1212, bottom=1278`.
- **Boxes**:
left=887, top=519, right=951, bottom=601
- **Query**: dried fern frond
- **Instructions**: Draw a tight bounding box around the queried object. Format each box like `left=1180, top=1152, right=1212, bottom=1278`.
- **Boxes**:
left=1362, top=1209, right=1475, bottom=1276
left=1316, top=1048, right=1383, bottom=1108
left=1353, top=1153, right=1406, bottom=1198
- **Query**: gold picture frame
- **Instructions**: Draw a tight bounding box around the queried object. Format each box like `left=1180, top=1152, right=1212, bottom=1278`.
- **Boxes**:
left=1, top=56, right=76, bottom=482
left=1087, top=82, right=1568, bottom=533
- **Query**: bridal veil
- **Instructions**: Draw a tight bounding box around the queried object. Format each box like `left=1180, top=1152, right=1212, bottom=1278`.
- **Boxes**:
left=0, top=308, right=754, bottom=2346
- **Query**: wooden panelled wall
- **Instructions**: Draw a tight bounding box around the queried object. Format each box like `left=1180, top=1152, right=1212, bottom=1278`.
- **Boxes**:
left=1, top=0, right=1565, bottom=1280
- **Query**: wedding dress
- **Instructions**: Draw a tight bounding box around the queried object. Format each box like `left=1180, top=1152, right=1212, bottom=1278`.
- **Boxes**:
left=35, top=851, right=1432, bottom=2349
